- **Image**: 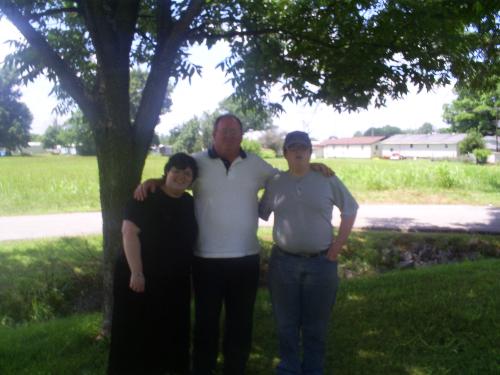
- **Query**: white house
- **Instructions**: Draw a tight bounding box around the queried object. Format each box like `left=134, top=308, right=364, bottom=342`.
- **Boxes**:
left=315, top=136, right=386, bottom=159
left=11, top=141, right=45, bottom=155
left=25, top=141, right=45, bottom=154
left=379, top=134, right=467, bottom=159
left=484, top=135, right=500, bottom=163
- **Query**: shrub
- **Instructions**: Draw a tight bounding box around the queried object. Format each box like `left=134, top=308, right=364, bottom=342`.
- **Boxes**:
left=473, top=148, right=491, bottom=164
left=241, top=139, right=262, bottom=155
left=459, top=130, right=485, bottom=154
left=260, top=148, right=276, bottom=159
left=435, top=163, right=458, bottom=188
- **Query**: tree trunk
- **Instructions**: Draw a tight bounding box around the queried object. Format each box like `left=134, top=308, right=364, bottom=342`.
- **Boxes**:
left=95, top=125, right=147, bottom=336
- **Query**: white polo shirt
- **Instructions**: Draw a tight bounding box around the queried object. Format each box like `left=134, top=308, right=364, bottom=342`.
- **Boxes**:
left=192, top=149, right=276, bottom=258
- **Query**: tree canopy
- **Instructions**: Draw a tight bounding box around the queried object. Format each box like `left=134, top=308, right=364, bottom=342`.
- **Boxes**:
left=258, top=128, right=287, bottom=156
left=443, top=82, right=499, bottom=135
left=1, top=0, right=498, bottom=333
left=0, top=65, right=32, bottom=152
left=363, top=125, right=402, bottom=137
left=415, top=122, right=435, bottom=135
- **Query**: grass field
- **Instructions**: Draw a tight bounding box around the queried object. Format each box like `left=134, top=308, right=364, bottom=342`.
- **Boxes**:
left=1, top=259, right=499, bottom=374
left=1, top=154, right=499, bottom=215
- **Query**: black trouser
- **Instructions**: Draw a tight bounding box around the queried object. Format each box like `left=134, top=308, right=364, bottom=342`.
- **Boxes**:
left=192, top=254, right=260, bottom=375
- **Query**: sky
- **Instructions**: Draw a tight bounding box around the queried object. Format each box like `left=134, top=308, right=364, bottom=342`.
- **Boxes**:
left=0, top=19, right=457, bottom=141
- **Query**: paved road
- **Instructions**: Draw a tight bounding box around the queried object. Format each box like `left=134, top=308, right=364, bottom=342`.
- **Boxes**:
left=1, top=204, right=499, bottom=242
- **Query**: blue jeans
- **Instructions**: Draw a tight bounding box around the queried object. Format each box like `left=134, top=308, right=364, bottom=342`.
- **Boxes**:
left=268, top=247, right=339, bottom=375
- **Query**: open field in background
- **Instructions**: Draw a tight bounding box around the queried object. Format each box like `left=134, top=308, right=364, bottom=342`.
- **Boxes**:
left=1, top=258, right=499, bottom=374
left=1, top=154, right=499, bottom=215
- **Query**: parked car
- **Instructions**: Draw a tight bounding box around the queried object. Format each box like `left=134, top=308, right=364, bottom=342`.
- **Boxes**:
left=389, top=152, right=405, bottom=160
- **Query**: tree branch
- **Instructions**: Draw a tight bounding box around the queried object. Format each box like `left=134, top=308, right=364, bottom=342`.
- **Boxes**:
left=158, top=0, right=173, bottom=45
left=134, top=0, right=204, bottom=152
left=80, top=0, right=140, bottom=69
left=78, top=0, right=141, bottom=130
left=0, top=2, right=98, bottom=123
left=190, top=27, right=280, bottom=43
left=28, top=7, right=80, bottom=20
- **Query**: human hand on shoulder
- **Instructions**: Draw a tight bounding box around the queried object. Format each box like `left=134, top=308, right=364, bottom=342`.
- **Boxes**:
left=310, top=162, right=335, bottom=177
left=133, top=179, right=162, bottom=201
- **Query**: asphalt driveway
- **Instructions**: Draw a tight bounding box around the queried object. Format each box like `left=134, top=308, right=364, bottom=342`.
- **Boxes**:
left=1, top=204, right=499, bottom=242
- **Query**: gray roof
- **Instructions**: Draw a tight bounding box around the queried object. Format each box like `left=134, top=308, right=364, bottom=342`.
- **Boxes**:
left=319, top=136, right=386, bottom=146
left=380, top=134, right=467, bottom=145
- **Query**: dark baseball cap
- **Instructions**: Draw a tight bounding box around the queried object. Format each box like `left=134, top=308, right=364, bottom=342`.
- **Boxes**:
left=284, top=131, right=312, bottom=149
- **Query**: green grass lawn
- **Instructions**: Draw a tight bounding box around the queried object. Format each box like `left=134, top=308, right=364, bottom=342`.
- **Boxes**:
left=2, top=231, right=499, bottom=326
left=0, top=236, right=102, bottom=325
left=1, top=155, right=499, bottom=215
left=1, top=259, right=499, bottom=374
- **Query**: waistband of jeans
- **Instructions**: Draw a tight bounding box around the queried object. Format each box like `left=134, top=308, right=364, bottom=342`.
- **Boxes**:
left=273, top=245, right=328, bottom=258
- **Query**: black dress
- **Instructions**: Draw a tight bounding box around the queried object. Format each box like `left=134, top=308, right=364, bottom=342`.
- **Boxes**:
left=108, top=190, right=198, bottom=375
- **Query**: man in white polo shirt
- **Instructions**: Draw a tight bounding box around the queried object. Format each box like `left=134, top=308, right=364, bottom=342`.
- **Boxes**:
left=190, top=114, right=275, bottom=375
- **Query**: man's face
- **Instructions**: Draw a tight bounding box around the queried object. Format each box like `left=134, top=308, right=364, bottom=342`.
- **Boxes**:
left=284, top=143, right=312, bottom=168
left=213, top=117, right=243, bottom=156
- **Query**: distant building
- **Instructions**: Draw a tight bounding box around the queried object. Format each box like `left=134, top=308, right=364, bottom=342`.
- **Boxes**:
left=14, top=141, right=45, bottom=155
left=315, top=136, right=386, bottom=159
left=49, top=144, right=77, bottom=155
left=379, top=134, right=467, bottom=159
left=159, top=144, right=173, bottom=156
left=484, top=136, right=500, bottom=164
left=26, top=141, right=45, bottom=154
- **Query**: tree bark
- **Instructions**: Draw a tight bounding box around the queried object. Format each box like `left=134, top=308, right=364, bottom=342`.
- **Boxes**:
left=95, top=122, right=147, bottom=335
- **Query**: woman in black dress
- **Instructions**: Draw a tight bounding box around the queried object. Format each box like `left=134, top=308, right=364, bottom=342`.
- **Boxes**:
left=108, top=153, right=198, bottom=375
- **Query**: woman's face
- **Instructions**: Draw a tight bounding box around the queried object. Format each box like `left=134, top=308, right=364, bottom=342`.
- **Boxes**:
left=165, top=167, right=194, bottom=192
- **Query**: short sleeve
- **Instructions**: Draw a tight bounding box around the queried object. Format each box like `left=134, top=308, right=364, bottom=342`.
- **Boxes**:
left=254, top=154, right=279, bottom=189
left=329, top=176, right=359, bottom=217
left=258, top=181, right=274, bottom=220
left=123, top=198, right=147, bottom=230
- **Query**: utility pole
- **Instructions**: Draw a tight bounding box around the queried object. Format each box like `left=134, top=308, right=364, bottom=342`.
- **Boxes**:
left=496, top=106, right=499, bottom=152
left=493, top=104, right=499, bottom=152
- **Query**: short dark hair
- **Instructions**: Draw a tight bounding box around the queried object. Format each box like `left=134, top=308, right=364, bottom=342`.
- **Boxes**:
left=213, top=113, right=243, bottom=133
left=163, top=152, right=198, bottom=181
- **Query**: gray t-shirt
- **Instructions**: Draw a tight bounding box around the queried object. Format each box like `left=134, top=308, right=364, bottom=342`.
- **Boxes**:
left=259, top=170, right=358, bottom=254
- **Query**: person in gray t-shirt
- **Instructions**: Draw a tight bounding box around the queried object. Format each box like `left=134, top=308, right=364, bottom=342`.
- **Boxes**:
left=259, top=131, right=358, bottom=375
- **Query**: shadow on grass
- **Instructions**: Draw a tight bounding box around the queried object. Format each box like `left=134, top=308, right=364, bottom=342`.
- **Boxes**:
left=361, top=207, right=500, bottom=235
left=0, top=237, right=102, bottom=325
